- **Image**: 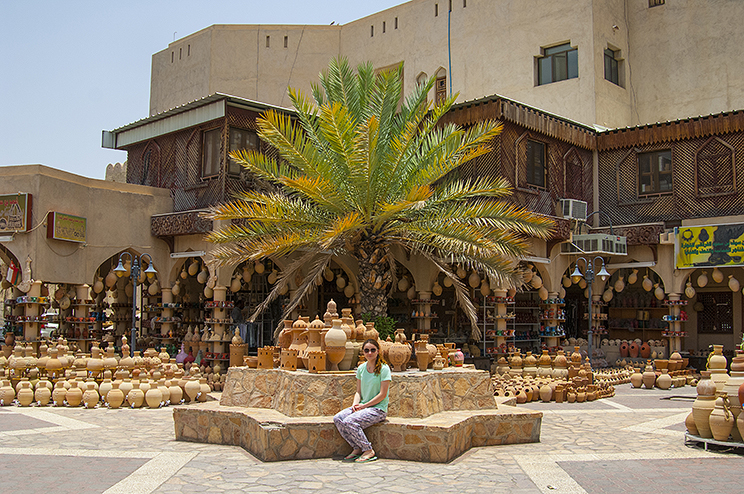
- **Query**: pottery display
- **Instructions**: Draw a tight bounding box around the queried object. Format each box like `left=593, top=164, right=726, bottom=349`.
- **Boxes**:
left=709, top=395, right=735, bottom=441
left=82, top=382, right=99, bottom=409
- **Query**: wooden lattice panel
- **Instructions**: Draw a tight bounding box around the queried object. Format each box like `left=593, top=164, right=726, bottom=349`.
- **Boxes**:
left=598, top=131, right=744, bottom=225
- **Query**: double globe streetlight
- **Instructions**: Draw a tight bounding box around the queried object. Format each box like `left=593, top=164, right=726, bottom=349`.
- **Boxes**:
left=571, top=256, right=610, bottom=364
left=114, top=252, right=157, bottom=353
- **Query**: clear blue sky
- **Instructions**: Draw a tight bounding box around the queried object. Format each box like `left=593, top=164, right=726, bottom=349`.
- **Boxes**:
left=0, top=0, right=404, bottom=179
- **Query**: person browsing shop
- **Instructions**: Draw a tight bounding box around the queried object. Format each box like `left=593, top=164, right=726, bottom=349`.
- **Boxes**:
left=333, top=338, right=391, bottom=463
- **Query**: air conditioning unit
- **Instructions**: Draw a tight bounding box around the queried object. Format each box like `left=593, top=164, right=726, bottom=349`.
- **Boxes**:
left=559, top=199, right=588, bottom=221
left=561, top=233, right=627, bottom=255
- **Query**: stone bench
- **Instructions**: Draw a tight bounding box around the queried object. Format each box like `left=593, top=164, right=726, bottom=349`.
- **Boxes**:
left=174, top=403, right=542, bottom=463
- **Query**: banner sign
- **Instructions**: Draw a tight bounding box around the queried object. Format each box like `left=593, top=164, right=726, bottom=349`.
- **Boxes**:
left=0, top=193, right=32, bottom=233
left=675, top=224, right=744, bottom=268
left=47, top=212, right=87, bottom=243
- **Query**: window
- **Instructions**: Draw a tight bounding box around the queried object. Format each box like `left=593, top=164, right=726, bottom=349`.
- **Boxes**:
left=383, top=21, right=386, bottom=33
left=179, top=48, right=182, bottom=60
left=284, top=36, right=288, bottom=48
left=228, top=128, right=259, bottom=176
left=201, top=129, right=221, bottom=178
left=526, top=140, right=546, bottom=188
left=435, top=3, right=439, bottom=16
left=638, top=150, right=672, bottom=195
left=697, top=292, right=733, bottom=334
left=188, top=44, right=190, bottom=56
left=649, top=0, right=665, bottom=6
left=395, top=17, right=398, bottom=29
left=604, top=48, right=620, bottom=85
left=435, top=75, right=447, bottom=105
left=266, top=36, right=270, bottom=48
left=371, top=25, right=374, bottom=37
left=537, top=43, right=578, bottom=85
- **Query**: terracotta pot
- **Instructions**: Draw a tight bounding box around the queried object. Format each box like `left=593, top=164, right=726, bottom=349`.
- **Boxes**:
left=709, top=395, right=735, bottom=441
left=51, top=382, right=66, bottom=406
left=388, top=342, right=411, bottom=372
left=82, top=383, right=99, bottom=409
left=98, top=379, right=113, bottom=403
left=145, top=386, right=163, bottom=408
left=656, top=369, right=672, bottom=390
left=692, top=394, right=717, bottom=438
left=630, top=368, right=643, bottom=388
left=198, top=377, right=210, bottom=402
left=35, top=380, right=52, bottom=406
left=642, top=364, right=656, bottom=389
left=686, top=412, right=699, bottom=435
left=628, top=342, right=639, bottom=359
left=66, top=380, right=83, bottom=407
left=619, top=342, right=629, bottom=358
left=415, top=341, right=429, bottom=372
left=539, top=384, right=552, bottom=402
left=107, top=381, right=125, bottom=408
left=639, top=342, right=651, bottom=359
left=17, top=381, right=34, bottom=407
left=167, top=380, right=183, bottom=404
left=127, top=382, right=145, bottom=408
left=184, top=378, right=201, bottom=402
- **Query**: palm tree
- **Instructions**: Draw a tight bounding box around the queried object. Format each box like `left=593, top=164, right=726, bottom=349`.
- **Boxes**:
left=204, top=57, right=553, bottom=339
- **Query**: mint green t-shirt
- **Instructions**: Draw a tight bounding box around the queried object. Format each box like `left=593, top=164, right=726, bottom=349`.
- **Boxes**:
left=356, top=362, right=392, bottom=412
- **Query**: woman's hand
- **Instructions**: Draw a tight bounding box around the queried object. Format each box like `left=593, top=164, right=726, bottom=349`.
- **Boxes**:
left=351, top=403, right=365, bottom=412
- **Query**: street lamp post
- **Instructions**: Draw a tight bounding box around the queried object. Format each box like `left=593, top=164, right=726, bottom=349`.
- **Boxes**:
left=114, top=252, right=157, bottom=353
left=571, top=256, right=610, bottom=364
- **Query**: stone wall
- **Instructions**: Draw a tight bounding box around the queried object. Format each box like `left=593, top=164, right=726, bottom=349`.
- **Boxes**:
left=220, top=367, right=496, bottom=418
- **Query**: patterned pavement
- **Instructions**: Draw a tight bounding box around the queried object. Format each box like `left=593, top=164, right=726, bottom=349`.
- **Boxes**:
left=0, top=384, right=741, bottom=493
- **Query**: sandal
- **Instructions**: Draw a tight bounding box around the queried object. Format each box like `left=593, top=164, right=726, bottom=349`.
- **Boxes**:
left=355, top=454, right=378, bottom=463
left=342, top=453, right=361, bottom=462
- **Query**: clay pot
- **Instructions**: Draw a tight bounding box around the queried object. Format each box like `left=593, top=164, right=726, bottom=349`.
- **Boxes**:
left=686, top=412, right=699, bottom=435
left=17, top=381, right=34, bottom=407
left=98, top=379, right=113, bottom=403
left=619, top=342, right=629, bottom=358
left=415, top=341, right=429, bottom=372
left=656, top=369, right=672, bottom=390
left=82, top=382, right=99, bottom=409
left=198, top=378, right=210, bottom=402
left=107, top=381, right=125, bottom=408
left=35, top=380, right=52, bottom=406
left=388, top=342, right=411, bottom=372
left=630, top=368, right=643, bottom=388
left=692, top=393, right=717, bottom=439
left=52, top=382, right=66, bottom=406
left=184, top=378, right=200, bottom=402
left=642, top=364, right=656, bottom=389
left=628, top=342, right=639, bottom=359
left=145, top=386, right=163, bottom=408
left=539, top=384, right=553, bottom=402
left=639, top=342, right=651, bottom=359
left=127, top=382, right=145, bottom=408
left=66, top=381, right=83, bottom=407
left=709, top=395, right=735, bottom=441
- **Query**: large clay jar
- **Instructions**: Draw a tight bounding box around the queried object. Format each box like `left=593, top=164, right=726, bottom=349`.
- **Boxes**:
left=415, top=340, right=429, bottom=372
left=642, top=363, right=656, bottom=389
left=289, top=317, right=309, bottom=369
left=685, top=412, right=699, bottom=435
left=496, top=357, right=510, bottom=375
left=167, top=380, right=183, bottom=404
left=66, top=380, right=83, bottom=407
left=35, top=378, right=52, bottom=406
left=523, top=352, right=538, bottom=378
left=82, top=382, right=99, bottom=409
left=379, top=337, right=394, bottom=363
left=628, top=341, right=639, bottom=359
left=51, top=381, right=66, bottom=406
left=709, top=395, right=735, bottom=441
left=198, top=377, right=211, bottom=402
left=325, top=319, right=348, bottom=371
left=17, top=380, right=34, bottom=407
left=722, top=351, right=744, bottom=441
left=692, top=372, right=718, bottom=438
left=388, top=341, right=411, bottom=372
left=157, top=379, right=171, bottom=405
left=639, top=342, right=651, bottom=359
left=709, top=344, right=729, bottom=392
left=145, top=385, right=163, bottom=408
left=656, top=369, right=672, bottom=390
left=127, top=382, right=145, bottom=408
left=537, top=350, right=552, bottom=377
left=539, top=383, right=553, bottom=402
left=619, top=342, right=629, bottom=358
left=553, top=350, right=569, bottom=379
left=184, top=378, right=200, bottom=402
left=509, top=353, right=523, bottom=376
left=364, top=322, right=379, bottom=343
left=87, top=345, right=105, bottom=378
left=107, top=381, right=125, bottom=409
left=98, top=378, right=113, bottom=403
left=630, top=368, right=643, bottom=388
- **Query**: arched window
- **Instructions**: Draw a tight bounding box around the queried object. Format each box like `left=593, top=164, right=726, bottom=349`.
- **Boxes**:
left=435, top=68, right=447, bottom=105
left=416, top=72, right=429, bottom=104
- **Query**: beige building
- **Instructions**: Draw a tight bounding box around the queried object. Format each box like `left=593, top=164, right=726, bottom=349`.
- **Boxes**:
left=150, top=0, right=744, bottom=129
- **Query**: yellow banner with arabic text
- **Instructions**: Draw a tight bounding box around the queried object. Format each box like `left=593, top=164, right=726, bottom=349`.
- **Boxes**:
left=675, top=224, right=744, bottom=268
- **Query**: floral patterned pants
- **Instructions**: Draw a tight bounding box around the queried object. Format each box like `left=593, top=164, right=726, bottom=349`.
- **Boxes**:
left=333, top=406, right=387, bottom=451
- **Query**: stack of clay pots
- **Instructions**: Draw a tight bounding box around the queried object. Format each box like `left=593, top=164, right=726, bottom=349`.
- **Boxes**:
left=491, top=370, right=616, bottom=404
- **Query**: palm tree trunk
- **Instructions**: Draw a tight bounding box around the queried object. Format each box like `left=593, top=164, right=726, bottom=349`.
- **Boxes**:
left=357, top=255, right=388, bottom=318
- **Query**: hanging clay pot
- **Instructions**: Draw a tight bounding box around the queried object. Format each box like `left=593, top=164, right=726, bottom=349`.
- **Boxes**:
left=481, top=280, right=492, bottom=297
left=407, top=286, right=416, bottom=299
left=558, top=286, right=566, bottom=298
left=443, top=277, right=453, bottom=288
left=336, top=274, right=346, bottom=290
left=267, top=269, right=279, bottom=285
left=148, top=280, right=160, bottom=296
left=522, top=268, right=533, bottom=283
left=197, top=265, right=208, bottom=284
left=579, top=278, right=587, bottom=289
left=712, top=267, right=724, bottom=284
left=230, top=276, right=242, bottom=293
left=698, top=271, right=709, bottom=288
left=642, top=275, right=653, bottom=292
left=531, top=274, right=543, bottom=289
left=105, top=270, right=118, bottom=289
left=255, top=261, right=265, bottom=274
left=469, top=271, right=481, bottom=288
left=685, top=281, right=696, bottom=299
left=432, top=281, right=443, bottom=296
left=172, top=281, right=181, bottom=296
left=562, top=275, right=572, bottom=288
left=188, top=260, right=199, bottom=277
left=614, top=275, right=625, bottom=293
left=603, top=287, right=613, bottom=303
left=125, top=282, right=133, bottom=298
left=538, top=286, right=549, bottom=301
left=729, top=275, right=740, bottom=292
left=398, top=277, right=410, bottom=292
left=203, top=286, right=213, bottom=298
left=93, top=276, right=104, bottom=294
left=654, top=283, right=665, bottom=301
left=626, top=269, right=638, bottom=285
left=344, top=284, right=355, bottom=298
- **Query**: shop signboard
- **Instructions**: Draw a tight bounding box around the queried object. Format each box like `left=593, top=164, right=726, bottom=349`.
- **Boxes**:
left=0, top=193, right=32, bottom=233
left=47, top=212, right=87, bottom=243
left=675, top=224, right=744, bottom=268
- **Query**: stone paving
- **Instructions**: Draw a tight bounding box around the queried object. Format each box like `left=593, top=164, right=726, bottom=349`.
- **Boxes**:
left=0, top=384, right=742, bottom=493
